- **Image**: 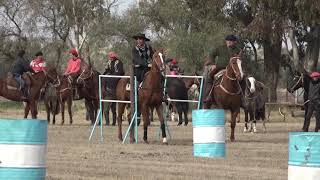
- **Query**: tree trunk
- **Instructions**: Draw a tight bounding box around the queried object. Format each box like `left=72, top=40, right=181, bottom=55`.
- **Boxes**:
left=263, top=34, right=281, bottom=102
left=304, top=26, right=320, bottom=72
left=288, top=27, right=301, bottom=70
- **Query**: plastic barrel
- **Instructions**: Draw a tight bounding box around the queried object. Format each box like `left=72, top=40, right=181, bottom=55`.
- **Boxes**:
left=192, top=109, right=225, bottom=158
left=288, top=132, right=320, bottom=180
left=0, top=119, right=47, bottom=180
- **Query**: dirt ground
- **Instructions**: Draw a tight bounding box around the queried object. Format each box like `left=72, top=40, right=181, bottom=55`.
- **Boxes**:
left=0, top=101, right=311, bottom=180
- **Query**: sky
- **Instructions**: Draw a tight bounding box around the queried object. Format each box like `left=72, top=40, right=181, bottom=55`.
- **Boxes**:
left=113, top=0, right=137, bottom=14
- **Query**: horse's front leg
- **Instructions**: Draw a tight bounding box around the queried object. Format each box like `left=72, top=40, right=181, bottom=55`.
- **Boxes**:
left=117, top=103, right=126, bottom=141
left=156, top=104, right=167, bottom=144
left=67, top=97, right=73, bottom=125
left=230, top=109, right=239, bottom=142
left=142, top=104, right=149, bottom=144
left=30, top=101, right=37, bottom=119
left=244, top=109, right=249, bottom=132
left=24, top=102, right=30, bottom=119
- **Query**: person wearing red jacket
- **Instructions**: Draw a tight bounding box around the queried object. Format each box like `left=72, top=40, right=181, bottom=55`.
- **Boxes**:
left=30, top=51, right=47, bottom=73
left=64, top=48, right=82, bottom=99
left=65, top=48, right=81, bottom=76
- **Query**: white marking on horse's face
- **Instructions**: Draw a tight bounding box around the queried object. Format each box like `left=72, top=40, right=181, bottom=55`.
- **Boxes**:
left=248, top=77, right=256, bottom=93
left=237, top=59, right=244, bottom=79
left=158, top=53, right=164, bottom=64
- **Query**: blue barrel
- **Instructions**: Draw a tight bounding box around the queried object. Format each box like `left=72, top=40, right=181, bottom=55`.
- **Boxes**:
left=288, top=132, right=320, bottom=180
left=192, top=109, right=225, bottom=158
left=0, top=119, right=47, bottom=180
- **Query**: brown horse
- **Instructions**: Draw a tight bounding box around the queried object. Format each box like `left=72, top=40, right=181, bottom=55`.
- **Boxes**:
left=0, top=66, right=58, bottom=119
left=53, top=75, right=73, bottom=125
left=44, top=85, right=60, bottom=124
left=77, top=67, right=100, bottom=125
left=116, top=49, right=167, bottom=144
left=204, top=55, right=244, bottom=142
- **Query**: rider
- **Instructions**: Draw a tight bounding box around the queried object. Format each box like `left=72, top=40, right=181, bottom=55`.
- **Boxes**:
left=304, top=71, right=320, bottom=131
left=203, top=34, right=242, bottom=103
left=169, top=58, right=181, bottom=75
left=30, top=51, right=47, bottom=73
left=103, top=51, right=124, bottom=125
left=132, top=33, right=154, bottom=85
left=64, top=48, right=82, bottom=99
left=10, top=50, right=33, bottom=99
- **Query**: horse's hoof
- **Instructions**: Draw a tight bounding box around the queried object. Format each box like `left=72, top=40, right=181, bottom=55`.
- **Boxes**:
left=230, top=138, right=235, bottom=142
left=177, top=122, right=182, bottom=126
left=144, top=140, right=149, bottom=144
left=112, top=123, right=116, bottom=126
left=184, top=123, right=188, bottom=126
left=243, top=127, right=248, bottom=133
left=162, top=138, right=168, bottom=145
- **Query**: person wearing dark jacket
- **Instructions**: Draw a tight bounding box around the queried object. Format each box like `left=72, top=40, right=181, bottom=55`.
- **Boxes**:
left=10, top=50, right=33, bottom=97
left=132, top=33, right=154, bottom=84
left=103, top=51, right=124, bottom=125
left=303, top=71, right=320, bottom=132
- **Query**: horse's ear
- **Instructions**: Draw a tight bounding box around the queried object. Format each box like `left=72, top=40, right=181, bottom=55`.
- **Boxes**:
left=256, top=81, right=265, bottom=91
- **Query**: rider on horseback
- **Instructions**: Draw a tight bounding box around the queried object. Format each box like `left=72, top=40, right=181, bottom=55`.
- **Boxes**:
left=64, top=48, right=82, bottom=99
left=103, top=51, right=124, bottom=125
left=30, top=51, right=47, bottom=73
left=132, top=33, right=154, bottom=85
left=203, top=34, right=242, bottom=103
left=10, top=50, right=33, bottom=99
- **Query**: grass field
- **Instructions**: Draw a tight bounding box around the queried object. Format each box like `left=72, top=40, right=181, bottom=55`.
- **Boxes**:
left=0, top=100, right=312, bottom=180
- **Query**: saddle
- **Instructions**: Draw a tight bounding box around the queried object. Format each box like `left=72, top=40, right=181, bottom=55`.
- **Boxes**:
left=213, top=70, right=225, bottom=86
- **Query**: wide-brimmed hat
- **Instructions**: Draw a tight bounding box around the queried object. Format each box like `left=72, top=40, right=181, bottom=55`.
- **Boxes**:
left=225, top=34, right=238, bottom=41
left=132, top=33, right=150, bottom=41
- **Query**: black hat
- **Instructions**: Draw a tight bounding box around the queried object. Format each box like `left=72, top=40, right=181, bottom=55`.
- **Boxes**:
left=225, top=34, right=237, bottom=41
left=35, top=51, right=43, bottom=57
left=17, top=50, right=26, bottom=57
left=132, top=33, right=150, bottom=41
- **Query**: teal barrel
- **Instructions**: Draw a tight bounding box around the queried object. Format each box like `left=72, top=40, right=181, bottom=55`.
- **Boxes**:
left=0, top=119, right=47, bottom=180
left=192, top=109, right=225, bottom=158
left=288, top=132, right=320, bottom=180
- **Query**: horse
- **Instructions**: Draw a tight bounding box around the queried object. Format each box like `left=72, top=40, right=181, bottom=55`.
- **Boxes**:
left=44, top=85, right=60, bottom=124
left=203, top=54, right=244, bottom=142
left=53, top=75, right=73, bottom=125
left=116, top=49, right=167, bottom=144
left=287, top=67, right=313, bottom=131
left=77, top=67, right=100, bottom=125
left=242, top=76, right=266, bottom=133
left=0, top=66, right=58, bottom=119
left=166, top=77, right=189, bottom=126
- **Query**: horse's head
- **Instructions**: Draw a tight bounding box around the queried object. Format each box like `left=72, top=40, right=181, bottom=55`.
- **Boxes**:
left=45, top=65, right=59, bottom=83
left=152, top=49, right=166, bottom=72
left=229, top=54, right=244, bottom=81
left=77, top=65, right=93, bottom=84
left=287, top=69, right=303, bottom=93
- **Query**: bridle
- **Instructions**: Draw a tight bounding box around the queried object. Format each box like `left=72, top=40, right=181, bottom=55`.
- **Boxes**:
left=77, top=68, right=94, bottom=84
left=288, top=73, right=303, bottom=93
left=226, top=56, right=241, bottom=81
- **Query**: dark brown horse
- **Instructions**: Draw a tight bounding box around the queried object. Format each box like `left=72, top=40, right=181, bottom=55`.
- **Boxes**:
left=77, top=67, right=100, bottom=125
left=44, top=85, right=60, bottom=124
left=116, top=49, right=167, bottom=144
left=53, top=75, right=73, bottom=125
left=204, top=55, right=244, bottom=142
left=0, top=66, right=58, bottom=119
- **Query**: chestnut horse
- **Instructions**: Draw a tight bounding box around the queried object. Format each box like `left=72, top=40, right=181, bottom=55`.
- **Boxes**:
left=0, top=66, right=58, bottom=118
left=116, top=49, right=167, bottom=144
left=203, top=54, right=244, bottom=141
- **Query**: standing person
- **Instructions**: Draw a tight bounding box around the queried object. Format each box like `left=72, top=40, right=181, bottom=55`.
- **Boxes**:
left=132, top=33, right=154, bottom=84
left=10, top=50, right=33, bottom=99
left=30, top=51, right=47, bottom=73
left=103, top=51, right=124, bottom=125
left=303, top=71, right=320, bottom=132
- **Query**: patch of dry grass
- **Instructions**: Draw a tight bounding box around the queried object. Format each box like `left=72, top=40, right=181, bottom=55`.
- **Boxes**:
left=0, top=100, right=313, bottom=180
